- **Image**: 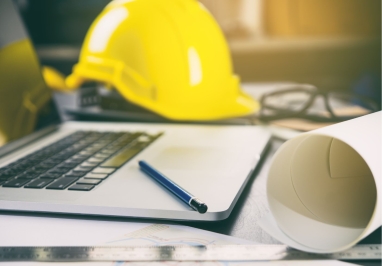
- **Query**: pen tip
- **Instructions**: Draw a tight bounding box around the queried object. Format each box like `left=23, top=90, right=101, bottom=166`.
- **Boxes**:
left=198, top=204, right=208, bottom=214
left=190, top=198, right=208, bottom=214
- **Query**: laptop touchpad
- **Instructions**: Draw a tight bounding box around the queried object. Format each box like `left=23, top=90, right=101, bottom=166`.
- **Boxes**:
left=150, top=147, right=237, bottom=171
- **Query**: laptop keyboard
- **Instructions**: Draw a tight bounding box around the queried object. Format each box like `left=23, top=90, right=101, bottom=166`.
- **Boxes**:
left=0, top=131, right=162, bottom=191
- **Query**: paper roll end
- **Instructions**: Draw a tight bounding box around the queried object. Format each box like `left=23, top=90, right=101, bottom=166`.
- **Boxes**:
left=267, top=134, right=377, bottom=252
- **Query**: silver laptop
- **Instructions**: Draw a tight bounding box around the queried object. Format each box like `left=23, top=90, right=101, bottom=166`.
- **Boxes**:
left=0, top=0, right=271, bottom=221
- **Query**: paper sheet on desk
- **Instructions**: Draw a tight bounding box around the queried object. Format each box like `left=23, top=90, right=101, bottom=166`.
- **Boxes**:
left=1, top=260, right=357, bottom=265
left=259, top=112, right=381, bottom=253
left=0, top=215, right=253, bottom=246
left=1, top=261, right=357, bottom=266
left=0, top=215, right=354, bottom=265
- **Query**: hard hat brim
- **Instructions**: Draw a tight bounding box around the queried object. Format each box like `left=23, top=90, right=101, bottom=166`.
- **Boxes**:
left=66, top=69, right=259, bottom=121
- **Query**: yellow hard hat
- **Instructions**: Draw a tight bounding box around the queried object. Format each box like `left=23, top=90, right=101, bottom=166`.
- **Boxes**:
left=66, top=0, right=259, bottom=120
left=0, top=39, right=51, bottom=142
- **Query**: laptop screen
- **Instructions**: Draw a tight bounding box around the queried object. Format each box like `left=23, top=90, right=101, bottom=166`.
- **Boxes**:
left=0, top=0, right=61, bottom=148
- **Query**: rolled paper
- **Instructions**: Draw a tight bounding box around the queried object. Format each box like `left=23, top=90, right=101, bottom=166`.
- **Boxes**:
left=259, top=111, right=381, bottom=253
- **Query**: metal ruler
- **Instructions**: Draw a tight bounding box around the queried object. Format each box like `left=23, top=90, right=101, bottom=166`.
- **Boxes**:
left=0, top=244, right=380, bottom=262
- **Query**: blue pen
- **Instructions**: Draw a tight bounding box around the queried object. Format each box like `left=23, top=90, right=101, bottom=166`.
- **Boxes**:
left=138, top=160, right=208, bottom=214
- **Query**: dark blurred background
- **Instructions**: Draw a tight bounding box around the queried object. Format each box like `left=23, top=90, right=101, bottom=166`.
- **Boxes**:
left=16, top=0, right=109, bottom=75
left=15, top=0, right=381, bottom=102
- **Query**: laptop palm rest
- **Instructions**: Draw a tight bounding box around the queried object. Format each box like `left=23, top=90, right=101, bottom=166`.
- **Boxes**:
left=150, top=147, right=235, bottom=171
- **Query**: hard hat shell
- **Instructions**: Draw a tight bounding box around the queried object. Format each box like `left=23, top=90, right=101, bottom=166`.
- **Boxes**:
left=67, top=0, right=259, bottom=120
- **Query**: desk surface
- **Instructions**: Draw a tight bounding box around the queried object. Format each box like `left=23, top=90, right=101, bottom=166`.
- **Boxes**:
left=1, top=138, right=380, bottom=265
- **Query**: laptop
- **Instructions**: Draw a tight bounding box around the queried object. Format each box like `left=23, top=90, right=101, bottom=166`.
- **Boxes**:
left=0, top=0, right=271, bottom=221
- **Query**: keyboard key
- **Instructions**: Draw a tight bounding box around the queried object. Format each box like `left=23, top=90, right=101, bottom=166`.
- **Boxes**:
left=2, top=179, right=30, bottom=188
left=68, top=184, right=95, bottom=191
left=2, top=169, right=21, bottom=175
left=99, top=150, right=115, bottom=155
left=26, top=159, right=44, bottom=164
left=0, top=176, right=12, bottom=182
left=0, top=173, right=14, bottom=180
left=39, top=173, right=62, bottom=179
left=48, top=168, right=71, bottom=175
left=81, top=162, right=99, bottom=167
left=51, top=154, right=68, bottom=160
left=84, top=173, right=109, bottom=180
left=66, top=158, right=86, bottom=164
left=74, top=166, right=95, bottom=172
left=92, top=167, right=116, bottom=174
left=87, top=157, right=104, bottom=163
left=12, top=166, right=30, bottom=173
left=65, top=171, right=88, bottom=178
left=46, top=177, right=77, bottom=190
left=79, top=151, right=96, bottom=156
left=76, top=178, right=101, bottom=185
left=16, top=172, right=39, bottom=179
left=101, top=147, right=120, bottom=154
left=94, top=153, right=109, bottom=159
left=27, top=168, right=48, bottom=175
left=58, top=162, right=78, bottom=169
left=24, top=179, right=53, bottom=189
left=67, top=154, right=90, bottom=163
left=137, top=135, right=151, bottom=142
left=101, top=146, right=143, bottom=168
left=39, top=162, right=57, bottom=168
left=45, top=159, right=65, bottom=164
left=87, top=144, right=104, bottom=149
left=34, top=164, right=52, bottom=170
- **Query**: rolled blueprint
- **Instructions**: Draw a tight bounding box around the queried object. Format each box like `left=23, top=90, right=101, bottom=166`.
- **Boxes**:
left=259, top=111, right=381, bottom=253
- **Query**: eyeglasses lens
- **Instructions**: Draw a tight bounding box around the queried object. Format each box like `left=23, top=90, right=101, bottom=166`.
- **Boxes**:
left=263, top=91, right=312, bottom=112
left=327, top=92, right=376, bottom=117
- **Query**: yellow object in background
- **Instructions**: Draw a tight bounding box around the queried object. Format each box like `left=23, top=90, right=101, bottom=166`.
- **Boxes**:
left=64, top=0, right=259, bottom=121
left=0, top=40, right=51, bottom=144
left=42, top=66, right=76, bottom=92
left=264, top=0, right=381, bottom=37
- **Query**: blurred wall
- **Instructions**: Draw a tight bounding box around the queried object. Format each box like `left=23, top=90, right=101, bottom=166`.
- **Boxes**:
left=17, top=0, right=109, bottom=75
left=18, top=0, right=381, bottom=94
left=227, top=0, right=380, bottom=94
left=19, top=0, right=108, bottom=45
left=264, top=0, right=381, bottom=37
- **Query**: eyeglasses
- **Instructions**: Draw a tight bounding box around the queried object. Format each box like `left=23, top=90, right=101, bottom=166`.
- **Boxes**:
left=258, top=85, right=380, bottom=123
